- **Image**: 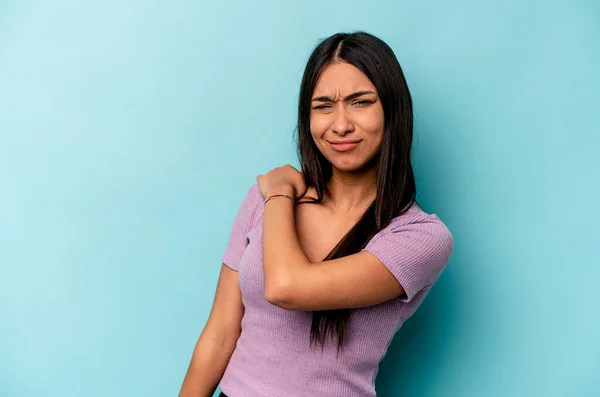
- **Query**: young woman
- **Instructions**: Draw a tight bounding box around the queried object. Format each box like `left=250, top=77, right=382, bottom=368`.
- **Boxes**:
left=179, top=31, right=454, bottom=397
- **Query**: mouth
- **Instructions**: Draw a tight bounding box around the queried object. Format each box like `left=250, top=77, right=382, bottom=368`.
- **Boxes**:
left=328, top=140, right=361, bottom=152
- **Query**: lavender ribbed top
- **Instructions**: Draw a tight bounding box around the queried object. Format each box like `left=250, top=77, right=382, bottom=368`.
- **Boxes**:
left=219, top=184, right=453, bottom=397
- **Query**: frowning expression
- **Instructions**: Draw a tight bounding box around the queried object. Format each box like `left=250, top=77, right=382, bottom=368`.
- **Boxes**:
left=310, top=62, right=385, bottom=172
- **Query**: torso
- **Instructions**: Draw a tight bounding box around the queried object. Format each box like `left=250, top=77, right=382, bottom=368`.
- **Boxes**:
left=219, top=183, right=451, bottom=397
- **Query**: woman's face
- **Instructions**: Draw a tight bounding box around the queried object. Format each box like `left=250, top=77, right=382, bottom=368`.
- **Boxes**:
left=310, top=62, right=385, bottom=173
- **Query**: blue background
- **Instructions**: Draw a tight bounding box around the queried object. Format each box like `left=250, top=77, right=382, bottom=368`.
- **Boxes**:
left=1, top=1, right=598, bottom=396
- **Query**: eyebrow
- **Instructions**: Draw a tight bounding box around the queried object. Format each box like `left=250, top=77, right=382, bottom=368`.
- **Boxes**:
left=311, top=90, right=376, bottom=103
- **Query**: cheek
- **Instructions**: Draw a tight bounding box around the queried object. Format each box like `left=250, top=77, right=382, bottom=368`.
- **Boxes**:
left=309, top=115, right=329, bottom=139
left=359, top=112, right=385, bottom=139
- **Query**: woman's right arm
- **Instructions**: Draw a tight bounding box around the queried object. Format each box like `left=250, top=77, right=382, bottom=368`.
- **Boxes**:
left=179, top=264, right=244, bottom=397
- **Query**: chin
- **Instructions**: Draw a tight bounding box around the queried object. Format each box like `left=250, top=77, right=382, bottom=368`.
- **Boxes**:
left=330, top=159, right=370, bottom=173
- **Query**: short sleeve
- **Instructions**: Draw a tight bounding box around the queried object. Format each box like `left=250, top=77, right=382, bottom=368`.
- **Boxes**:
left=362, top=213, right=454, bottom=303
left=221, top=184, right=262, bottom=271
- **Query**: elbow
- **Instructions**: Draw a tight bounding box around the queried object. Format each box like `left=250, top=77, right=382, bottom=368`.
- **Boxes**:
left=264, top=279, right=295, bottom=310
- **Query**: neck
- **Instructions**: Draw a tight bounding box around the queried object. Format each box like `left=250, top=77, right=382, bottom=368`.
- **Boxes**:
left=325, top=166, right=377, bottom=213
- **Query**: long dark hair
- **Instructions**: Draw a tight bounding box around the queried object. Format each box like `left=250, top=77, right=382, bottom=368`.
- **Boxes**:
left=297, top=32, right=417, bottom=350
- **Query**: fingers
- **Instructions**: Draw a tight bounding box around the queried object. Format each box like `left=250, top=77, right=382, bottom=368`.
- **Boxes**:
left=256, top=164, right=306, bottom=198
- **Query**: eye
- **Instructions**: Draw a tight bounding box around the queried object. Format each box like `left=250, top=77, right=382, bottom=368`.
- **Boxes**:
left=352, top=100, right=372, bottom=107
left=312, top=104, right=332, bottom=110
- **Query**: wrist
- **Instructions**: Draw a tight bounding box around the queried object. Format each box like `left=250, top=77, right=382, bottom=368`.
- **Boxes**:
left=265, top=185, right=295, bottom=199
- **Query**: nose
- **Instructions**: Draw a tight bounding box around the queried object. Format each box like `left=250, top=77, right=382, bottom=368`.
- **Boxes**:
left=331, top=107, right=355, bottom=136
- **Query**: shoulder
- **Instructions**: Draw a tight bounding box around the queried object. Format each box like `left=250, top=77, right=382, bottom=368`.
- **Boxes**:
left=372, top=202, right=454, bottom=257
left=392, top=202, right=451, bottom=234
left=245, top=183, right=264, bottom=206
left=239, top=183, right=264, bottom=230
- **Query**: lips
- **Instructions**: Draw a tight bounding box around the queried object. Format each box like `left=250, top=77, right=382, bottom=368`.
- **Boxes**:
left=328, top=140, right=361, bottom=152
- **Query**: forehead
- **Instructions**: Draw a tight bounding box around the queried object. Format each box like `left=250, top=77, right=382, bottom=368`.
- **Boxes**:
left=313, top=62, right=376, bottom=96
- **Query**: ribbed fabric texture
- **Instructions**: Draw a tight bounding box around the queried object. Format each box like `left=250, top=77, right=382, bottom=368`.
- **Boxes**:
left=219, top=184, right=453, bottom=397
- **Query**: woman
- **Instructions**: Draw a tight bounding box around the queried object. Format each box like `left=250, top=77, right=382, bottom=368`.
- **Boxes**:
left=179, top=31, right=453, bottom=397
